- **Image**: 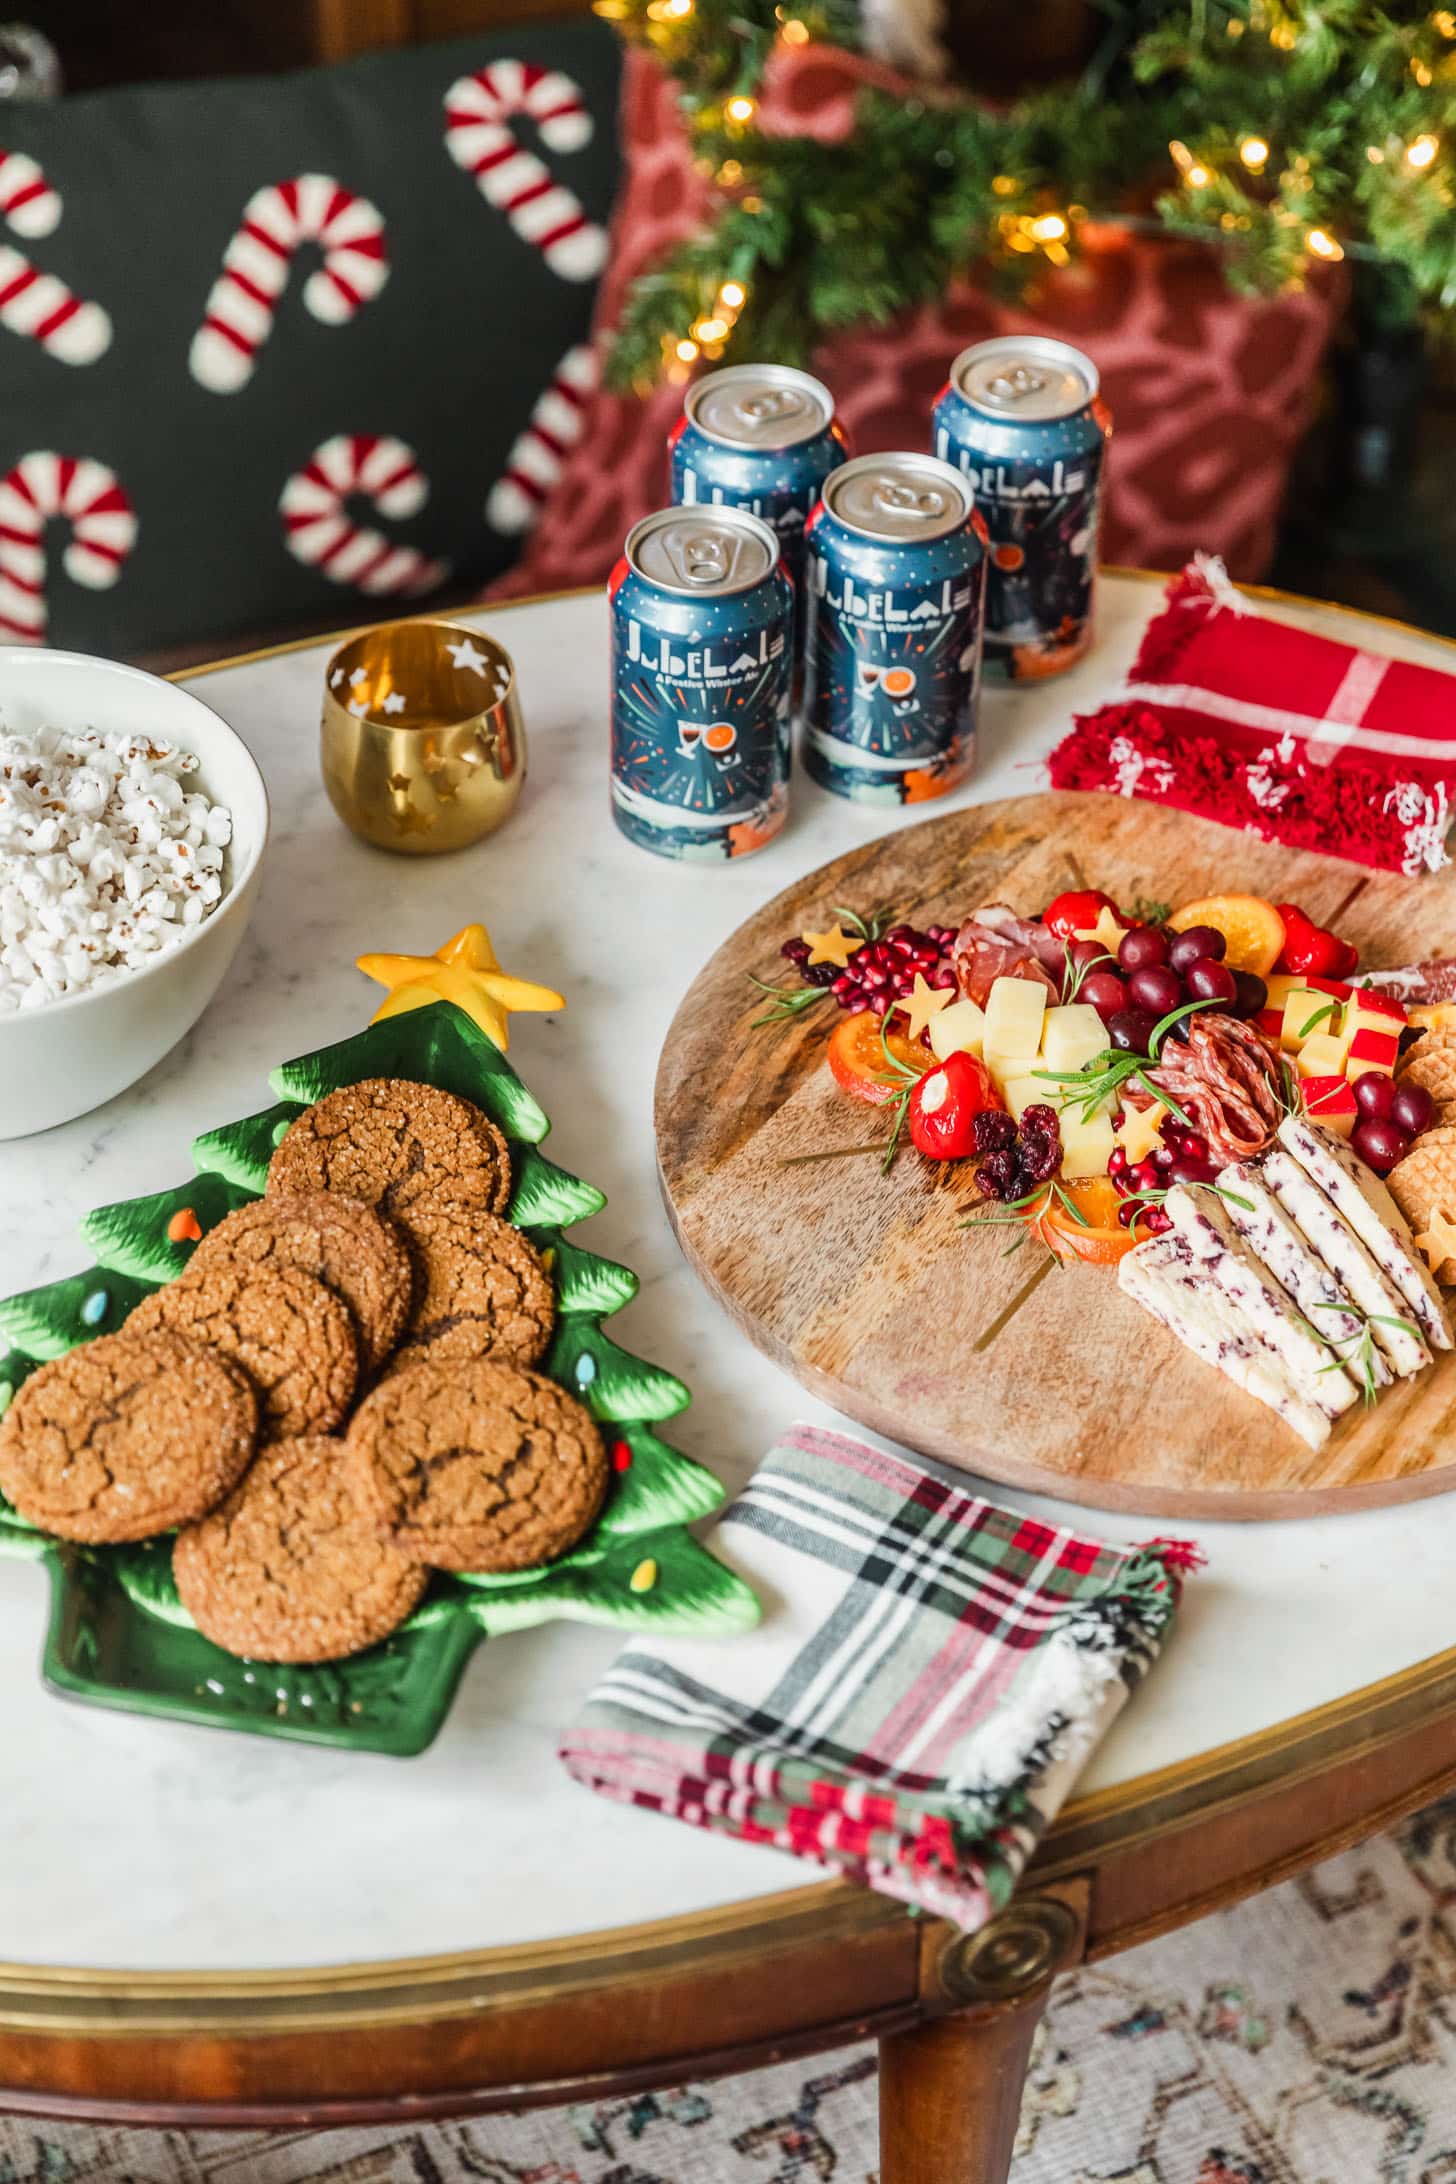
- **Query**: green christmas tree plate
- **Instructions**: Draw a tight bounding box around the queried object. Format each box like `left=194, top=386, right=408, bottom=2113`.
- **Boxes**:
left=0, top=1001, right=759, bottom=1756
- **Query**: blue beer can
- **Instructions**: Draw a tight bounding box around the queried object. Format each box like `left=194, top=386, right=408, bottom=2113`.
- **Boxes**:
left=668, top=365, right=848, bottom=596
left=608, top=505, right=793, bottom=862
left=801, top=452, right=987, bottom=806
left=932, top=335, right=1111, bottom=682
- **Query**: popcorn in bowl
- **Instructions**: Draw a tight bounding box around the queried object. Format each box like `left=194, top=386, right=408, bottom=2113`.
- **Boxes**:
left=0, top=724, right=233, bottom=1013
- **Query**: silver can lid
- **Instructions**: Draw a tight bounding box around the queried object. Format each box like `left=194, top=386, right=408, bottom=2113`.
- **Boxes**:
left=686, top=364, right=834, bottom=450
left=951, top=336, right=1097, bottom=422
left=626, top=505, right=779, bottom=595
left=823, top=453, right=971, bottom=543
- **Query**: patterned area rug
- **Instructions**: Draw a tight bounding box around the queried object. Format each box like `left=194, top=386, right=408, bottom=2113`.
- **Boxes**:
left=8, top=1795, right=1456, bottom=2183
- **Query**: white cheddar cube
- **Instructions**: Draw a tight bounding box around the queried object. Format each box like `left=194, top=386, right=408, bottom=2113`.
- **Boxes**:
left=1000, top=1075, right=1057, bottom=1122
left=984, top=977, right=1048, bottom=1063
left=1280, top=985, right=1337, bottom=1051
left=1040, top=1003, right=1105, bottom=1075
left=1059, top=1111, right=1116, bottom=1179
left=928, top=997, right=985, bottom=1062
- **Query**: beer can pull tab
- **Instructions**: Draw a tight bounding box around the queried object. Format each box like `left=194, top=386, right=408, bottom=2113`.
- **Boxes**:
left=738, top=387, right=808, bottom=427
left=680, top=530, right=735, bottom=585
left=872, top=477, right=947, bottom=521
left=987, top=363, right=1048, bottom=404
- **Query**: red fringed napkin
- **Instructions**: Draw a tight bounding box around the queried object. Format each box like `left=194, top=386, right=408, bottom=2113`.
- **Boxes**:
left=1048, top=557, right=1456, bottom=875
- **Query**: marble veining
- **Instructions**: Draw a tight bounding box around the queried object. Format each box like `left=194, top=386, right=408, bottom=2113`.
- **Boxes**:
left=1, top=579, right=1454, bottom=1972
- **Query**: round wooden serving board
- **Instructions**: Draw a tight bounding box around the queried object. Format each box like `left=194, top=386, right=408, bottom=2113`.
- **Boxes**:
left=655, top=791, right=1456, bottom=1521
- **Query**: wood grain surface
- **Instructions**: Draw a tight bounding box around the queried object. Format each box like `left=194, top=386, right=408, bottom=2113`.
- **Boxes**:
left=655, top=791, right=1456, bottom=1521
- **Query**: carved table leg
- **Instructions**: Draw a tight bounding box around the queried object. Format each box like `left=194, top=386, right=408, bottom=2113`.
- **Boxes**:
left=878, top=1891, right=1086, bottom=2184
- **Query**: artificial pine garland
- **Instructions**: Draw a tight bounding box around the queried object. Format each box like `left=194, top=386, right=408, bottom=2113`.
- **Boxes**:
left=599, top=0, right=1456, bottom=391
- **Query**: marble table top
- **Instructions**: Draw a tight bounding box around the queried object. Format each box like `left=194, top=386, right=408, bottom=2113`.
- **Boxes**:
left=3, top=573, right=1454, bottom=1974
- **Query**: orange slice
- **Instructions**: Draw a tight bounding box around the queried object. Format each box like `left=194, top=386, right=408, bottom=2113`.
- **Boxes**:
left=1167, top=894, right=1287, bottom=977
left=1037, top=1174, right=1144, bottom=1267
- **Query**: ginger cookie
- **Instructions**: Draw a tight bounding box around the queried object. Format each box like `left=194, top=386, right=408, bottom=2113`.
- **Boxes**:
left=389, top=1203, right=554, bottom=1373
left=267, top=1078, right=512, bottom=1225
left=349, top=1360, right=606, bottom=1572
left=0, top=1330, right=257, bottom=1543
left=174, top=1435, right=429, bottom=1663
left=189, top=1192, right=413, bottom=1377
left=128, top=1261, right=356, bottom=1442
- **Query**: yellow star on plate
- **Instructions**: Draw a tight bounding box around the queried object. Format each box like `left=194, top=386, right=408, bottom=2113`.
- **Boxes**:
left=892, top=973, right=953, bottom=1043
left=357, top=921, right=564, bottom=1053
left=1414, top=1203, right=1456, bottom=1281
left=1114, top=1100, right=1166, bottom=1166
left=801, top=921, right=864, bottom=969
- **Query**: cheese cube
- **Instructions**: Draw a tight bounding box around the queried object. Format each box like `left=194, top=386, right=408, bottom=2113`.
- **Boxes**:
left=1301, top=1075, right=1358, bottom=1138
left=1264, top=972, right=1301, bottom=1012
left=1344, top=1024, right=1400, bottom=1081
left=1297, top=1032, right=1347, bottom=1081
left=1335, top=993, right=1407, bottom=1069
left=1281, top=986, right=1339, bottom=1051
left=984, top=976, right=1047, bottom=1063
left=1349, top=988, right=1406, bottom=1023
left=928, top=998, right=985, bottom=1062
left=999, top=1074, right=1057, bottom=1122
left=1040, top=1002, right=1105, bottom=1075
left=1059, top=1110, right=1116, bottom=1180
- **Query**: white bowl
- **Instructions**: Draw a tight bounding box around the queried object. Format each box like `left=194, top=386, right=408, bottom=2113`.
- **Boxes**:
left=0, top=648, right=269, bottom=1140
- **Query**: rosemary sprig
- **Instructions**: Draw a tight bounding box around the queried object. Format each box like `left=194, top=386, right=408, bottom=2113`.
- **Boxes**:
left=874, top=1016, right=923, bottom=1174
left=1119, top=1178, right=1255, bottom=1214
left=1059, top=943, right=1114, bottom=1006
left=1295, top=1301, right=1421, bottom=1408
left=749, top=974, right=832, bottom=1028
left=1297, top=1000, right=1338, bottom=1039
left=1031, top=998, right=1221, bottom=1124
left=1130, top=895, right=1173, bottom=926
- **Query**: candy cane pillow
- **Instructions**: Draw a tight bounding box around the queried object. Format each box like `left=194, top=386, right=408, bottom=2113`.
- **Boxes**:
left=0, top=24, right=622, bottom=657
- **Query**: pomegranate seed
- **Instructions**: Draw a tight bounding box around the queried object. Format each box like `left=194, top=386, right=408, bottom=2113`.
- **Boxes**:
left=831, top=973, right=854, bottom=995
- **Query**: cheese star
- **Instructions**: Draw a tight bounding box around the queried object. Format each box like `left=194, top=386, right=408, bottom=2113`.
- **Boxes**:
left=893, top=973, right=953, bottom=1043
left=1414, top=1203, right=1456, bottom=1281
left=446, top=637, right=491, bottom=677
left=1075, top=906, right=1127, bottom=956
left=357, top=921, right=564, bottom=1053
left=1114, top=1100, right=1166, bottom=1166
left=801, top=921, right=864, bottom=969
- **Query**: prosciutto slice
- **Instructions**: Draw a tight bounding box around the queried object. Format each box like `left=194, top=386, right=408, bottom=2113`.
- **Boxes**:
left=952, top=906, right=1061, bottom=1007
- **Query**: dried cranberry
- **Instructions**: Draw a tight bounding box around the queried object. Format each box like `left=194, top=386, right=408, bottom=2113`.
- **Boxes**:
left=1020, top=1104, right=1059, bottom=1138
left=804, top=961, right=837, bottom=988
left=782, top=937, right=811, bottom=965
left=972, top=1109, right=1017, bottom=1154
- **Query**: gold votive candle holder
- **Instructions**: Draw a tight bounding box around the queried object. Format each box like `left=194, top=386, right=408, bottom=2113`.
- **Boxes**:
left=320, top=618, right=526, bottom=855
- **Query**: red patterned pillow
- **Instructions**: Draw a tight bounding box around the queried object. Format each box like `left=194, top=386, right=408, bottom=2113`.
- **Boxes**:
left=489, top=46, right=1344, bottom=602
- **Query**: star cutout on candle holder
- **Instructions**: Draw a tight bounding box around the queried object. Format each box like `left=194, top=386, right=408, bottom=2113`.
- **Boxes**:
left=800, top=921, right=864, bottom=969
left=1414, top=1203, right=1456, bottom=1278
left=446, top=637, right=491, bottom=678
left=380, top=690, right=407, bottom=715
left=357, top=921, right=564, bottom=1052
left=893, top=974, right=953, bottom=1043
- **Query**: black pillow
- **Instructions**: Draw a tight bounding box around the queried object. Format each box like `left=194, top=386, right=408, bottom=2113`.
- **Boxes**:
left=0, top=22, right=621, bottom=656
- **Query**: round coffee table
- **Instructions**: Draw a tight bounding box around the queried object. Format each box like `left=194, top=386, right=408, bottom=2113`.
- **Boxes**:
left=3, top=578, right=1454, bottom=2184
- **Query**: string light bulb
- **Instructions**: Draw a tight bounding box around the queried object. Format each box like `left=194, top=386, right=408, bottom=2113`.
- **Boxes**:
left=1306, top=227, right=1343, bottom=260
left=692, top=316, right=729, bottom=342
left=780, top=17, right=810, bottom=41
left=1239, top=135, right=1270, bottom=169
left=1030, top=212, right=1068, bottom=242
left=675, top=337, right=700, bottom=362
left=726, top=94, right=756, bottom=122
left=1408, top=133, right=1440, bottom=168
left=719, top=280, right=746, bottom=308
left=1187, top=162, right=1212, bottom=187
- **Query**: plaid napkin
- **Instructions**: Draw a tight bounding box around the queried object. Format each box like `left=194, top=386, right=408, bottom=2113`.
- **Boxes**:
left=559, top=1424, right=1198, bottom=1929
left=1048, top=555, right=1456, bottom=875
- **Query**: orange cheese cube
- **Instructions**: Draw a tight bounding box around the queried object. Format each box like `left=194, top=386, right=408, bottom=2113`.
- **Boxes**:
left=1301, top=1076, right=1358, bottom=1138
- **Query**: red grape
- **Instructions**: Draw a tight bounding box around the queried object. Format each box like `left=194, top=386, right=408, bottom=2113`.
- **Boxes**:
left=1353, top=1072, right=1397, bottom=1121
left=1128, top=963, right=1183, bottom=1016
left=1065, top=936, right=1110, bottom=972
left=1118, top=926, right=1170, bottom=972
left=1107, top=1006, right=1159, bottom=1053
left=1232, top=971, right=1268, bottom=1019
left=1169, top=925, right=1226, bottom=973
left=1351, top=1117, right=1410, bottom=1174
left=1081, top=970, right=1129, bottom=1018
left=1185, top=958, right=1238, bottom=1005
left=1169, top=1156, right=1218, bottom=1186
left=1391, top=1082, right=1433, bottom=1136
